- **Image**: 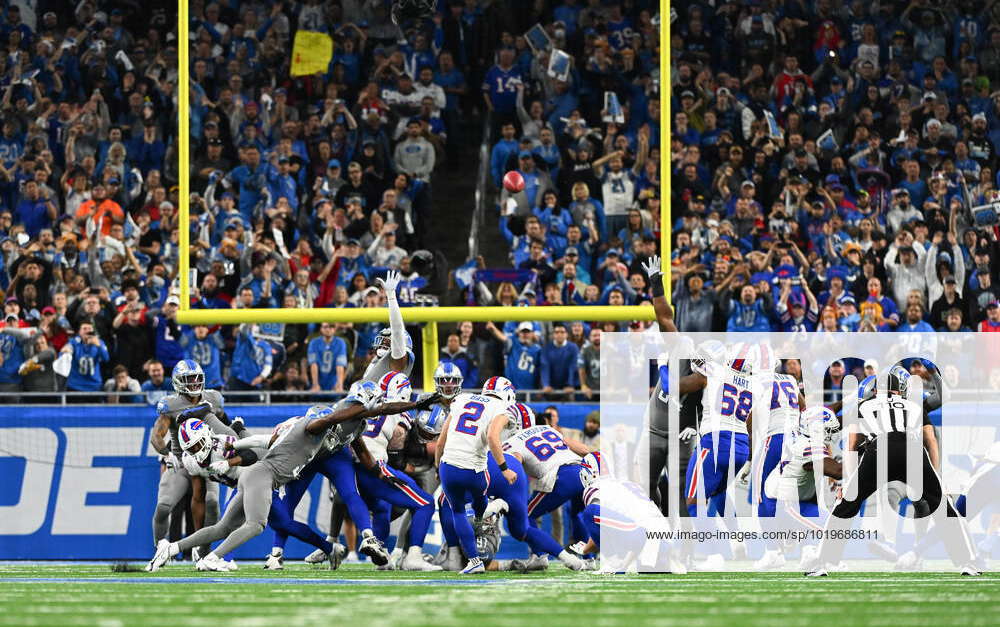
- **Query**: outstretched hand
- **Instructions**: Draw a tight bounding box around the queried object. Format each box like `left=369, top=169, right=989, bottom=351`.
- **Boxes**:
left=641, top=255, right=662, bottom=279
left=376, top=269, right=401, bottom=295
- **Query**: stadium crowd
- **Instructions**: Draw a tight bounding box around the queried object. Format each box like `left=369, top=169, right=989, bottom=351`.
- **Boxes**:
left=4, top=0, right=1000, bottom=401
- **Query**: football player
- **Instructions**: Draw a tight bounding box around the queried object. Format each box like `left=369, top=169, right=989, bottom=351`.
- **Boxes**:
left=175, top=418, right=348, bottom=570
left=149, top=360, right=242, bottom=554
left=355, top=371, right=442, bottom=571
left=147, top=382, right=439, bottom=572
left=681, top=342, right=758, bottom=517
left=750, top=355, right=802, bottom=518
left=437, top=403, right=586, bottom=572
left=363, top=270, right=415, bottom=383
left=435, top=376, right=518, bottom=574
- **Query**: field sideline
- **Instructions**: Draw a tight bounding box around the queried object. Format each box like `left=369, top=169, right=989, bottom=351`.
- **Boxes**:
left=1, top=564, right=999, bottom=627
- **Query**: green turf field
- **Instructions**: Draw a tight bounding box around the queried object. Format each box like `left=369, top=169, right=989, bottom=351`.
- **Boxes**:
left=1, top=563, right=998, bottom=627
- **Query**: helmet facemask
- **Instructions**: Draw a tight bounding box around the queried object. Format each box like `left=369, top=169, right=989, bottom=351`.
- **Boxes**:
left=435, top=375, right=462, bottom=399
left=177, top=372, right=205, bottom=395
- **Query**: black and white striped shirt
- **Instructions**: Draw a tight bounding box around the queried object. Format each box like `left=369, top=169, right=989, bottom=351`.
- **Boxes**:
left=858, top=396, right=928, bottom=438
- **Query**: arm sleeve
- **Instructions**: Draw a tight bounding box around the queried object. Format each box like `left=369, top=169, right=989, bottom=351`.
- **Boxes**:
left=233, top=434, right=272, bottom=449
left=387, top=287, right=407, bottom=360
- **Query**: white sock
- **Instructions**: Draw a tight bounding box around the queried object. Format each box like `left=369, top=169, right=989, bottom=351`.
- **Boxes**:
left=406, top=546, right=423, bottom=560
left=270, top=547, right=283, bottom=557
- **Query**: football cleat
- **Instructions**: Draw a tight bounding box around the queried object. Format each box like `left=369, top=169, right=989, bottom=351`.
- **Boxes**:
left=304, top=547, right=328, bottom=564
left=483, top=498, right=509, bottom=519
left=402, top=546, right=443, bottom=571
left=359, top=530, right=390, bottom=566
left=558, top=550, right=585, bottom=571
left=511, top=554, right=549, bottom=572
left=799, top=545, right=820, bottom=571
left=565, top=541, right=587, bottom=558
left=328, top=543, right=347, bottom=570
left=895, top=551, right=923, bottom=571
left=196, top=553, right=236, bottom=572
left=191, top=546, right=203, bottom=563
left=459, top=556, right=485, bottom=574
left=961, top=565, right=983, bottom=576
left=804, top=569, right=828, bottom=577
left=443, top=546, right=464, bottom=571
left=389, top=547, right=405, bottom=570
left=754, top=549, right=787, bottom=571
left=264, top=549, right=284, bottom=570
left=145, top=539, right=179, bottom=572
left=376, top=562, right=396, bottom=571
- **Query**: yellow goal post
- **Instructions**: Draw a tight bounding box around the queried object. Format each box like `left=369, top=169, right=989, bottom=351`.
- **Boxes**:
left=175, top=0, right=671, bottom=390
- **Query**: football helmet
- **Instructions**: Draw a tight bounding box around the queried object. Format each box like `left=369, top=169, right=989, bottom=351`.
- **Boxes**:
left=178, top=418, right=213, bottom=464
left=415, top=405, right=446, bottom=442
left=378, top=370, right=412, bottom=403
left=433, top=361, right=464, bottom=399
left=482, top=376, right=516, bottom=405
left=858, top=375, right=878, bottom=402
left=799, top=406, right=840, bottom=441
left=306, top=404, right=335, bottom=421
left=887, top=365, right=910, bottom=397
left=348, top=380, right=384, bottom=410
left=372, top=328, right=413, bottom=359
left=172, top=359, right=205, bottom=396
left=692, top=340, right=726, bottom=376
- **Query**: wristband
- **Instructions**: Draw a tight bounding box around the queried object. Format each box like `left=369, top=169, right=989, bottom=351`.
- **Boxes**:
left=650, top=276, right=665, bottom=298
left=498, top=461, right=509, bottom=472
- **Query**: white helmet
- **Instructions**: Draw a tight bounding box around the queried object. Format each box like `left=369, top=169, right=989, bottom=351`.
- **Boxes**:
left=172, top=359, right=205, bottom=396
left=726, top=342, right=757, bottom=375
left=178, top=418, right=214, bottom=464
left=507, top=402, right=536, bottom=432
left=799, top=406, right=840, bottom=441
left=378, top=370, right=412, bottom=403
left=482, top=376, right=516, bottom=405
left=434, top=361, right=464, bottom=399
left=348, top=380, right=384, bottom=410
left=692, top=340, right=726, bottom=376
left=579, top=451, right=605, bottom=490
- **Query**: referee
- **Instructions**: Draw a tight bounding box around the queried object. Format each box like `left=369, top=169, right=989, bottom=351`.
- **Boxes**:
left=807, top=366, right=978, bottom=576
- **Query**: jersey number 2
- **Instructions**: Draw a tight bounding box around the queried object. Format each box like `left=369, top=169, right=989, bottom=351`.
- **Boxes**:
left=456, top=401, right=484, bottom=435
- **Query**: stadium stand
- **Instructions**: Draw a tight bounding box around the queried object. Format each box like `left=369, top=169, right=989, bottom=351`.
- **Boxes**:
left=3, top=0, right=1000, bottom=404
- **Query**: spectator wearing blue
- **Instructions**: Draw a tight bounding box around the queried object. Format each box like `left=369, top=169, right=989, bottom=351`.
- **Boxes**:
left=727, top=285, right=776, bottom=332
left=151, top=295, right=185, bottom=375
left=540, top=323, right=579, bottom=399
left=140, top=360, right=172, bottom=406
left=0, top=318, right=25, bottom=393
left=482, top=47, right=521, bottom=125
left=180, top=325, right=225, bottom=389
left=777, top=281, right=819, bottom=332
left=898, top=302, right=936, bottom=333
left=336, top=240, right=371, bottom=288
left=62, top=320, right=109, bottom=394
left=267, top=154, right=299, bottom=210
left=490, top=122, right=519, bottom=187
left=15, top=180, right=56, bottom=240
left=485, top=320, right=540, bottom=391
left=224, top=145, right=268, bottom=220
left=515, top=152, right=553, bottom=209
left=307, top=322, right=348, bottom=393
left=227, top=324, right=274, bottom=391
left=440, top=331, right=478, bottom=388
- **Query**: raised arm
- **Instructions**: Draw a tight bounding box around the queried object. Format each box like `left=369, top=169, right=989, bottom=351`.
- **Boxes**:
left=375, top=270, right=409, bottom=369
left=641, top=255, right=677, bottom=332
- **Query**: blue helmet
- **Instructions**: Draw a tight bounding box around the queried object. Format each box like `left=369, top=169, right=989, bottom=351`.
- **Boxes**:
left=172, top=359, right=205, bottom=396
left=434, top=361, right=463, bottom=399
left=858, top=375, right=877, bottom=402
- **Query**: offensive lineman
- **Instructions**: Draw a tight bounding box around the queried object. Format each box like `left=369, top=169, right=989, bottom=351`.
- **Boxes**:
left=149, top=360, right=241, bottom=552
left=147, top=382, right=439, bottom=571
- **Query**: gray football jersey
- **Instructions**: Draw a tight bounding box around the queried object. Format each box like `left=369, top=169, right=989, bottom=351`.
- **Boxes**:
left=316, top=397, right=367, bottom=457
left=261, top=416, right=327, bottom=486
left=362, top=348, right=414, bottom=383
left=156, top=390, right=231, bottom=457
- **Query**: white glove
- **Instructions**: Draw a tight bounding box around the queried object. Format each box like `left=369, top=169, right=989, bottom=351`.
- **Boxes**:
left=376, top=269, right=400, bottom=297
left=640, top=255, right=662, bottom=279
left=678, top=427, right=697, bottom=442
left=504, top=197, right=518, bottom=216
left=735, top=461, right=751, bottom=488
left=208, top=460, right=230, bottom=475
left=230, top=416, right=245, bottom=430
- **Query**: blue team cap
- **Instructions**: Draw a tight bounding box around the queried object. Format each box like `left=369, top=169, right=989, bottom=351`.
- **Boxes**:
left=328, top=159, right=341, bottom=169
left=220, top=191, right=234, bottom=199
left=518, top=150, right=532, bottom=158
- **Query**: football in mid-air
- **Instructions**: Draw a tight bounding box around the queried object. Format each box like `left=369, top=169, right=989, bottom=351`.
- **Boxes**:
left=503, top=171, right=525, bottom=193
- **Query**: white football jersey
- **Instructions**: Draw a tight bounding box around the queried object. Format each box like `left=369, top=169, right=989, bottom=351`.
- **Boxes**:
left=362, top=411, right=411, bottom=463
left=441, top=393, right=511, bottom=471
left=181, top=433, right=242, bottom=487
left=503, top=425, right=581, bottom=489
left=700, top=361, right=753, bottom=435
left=768, top=430, right=834, bottom=503
left=755, top=372, right=801, bottom=436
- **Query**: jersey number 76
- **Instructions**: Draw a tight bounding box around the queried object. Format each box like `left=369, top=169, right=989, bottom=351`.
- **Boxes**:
left=456, top=401, right=484, bottom=435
